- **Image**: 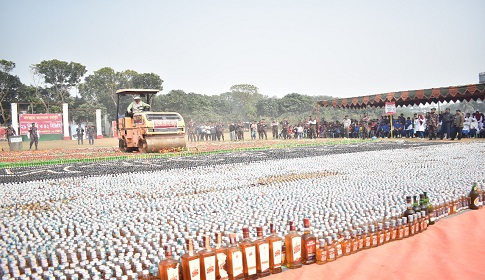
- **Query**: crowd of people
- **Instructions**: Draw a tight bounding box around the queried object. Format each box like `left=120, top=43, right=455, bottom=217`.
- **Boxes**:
left=185, top=109, right=485, bottom=142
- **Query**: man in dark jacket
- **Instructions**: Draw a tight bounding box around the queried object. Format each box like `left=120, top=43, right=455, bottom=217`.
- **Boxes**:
left=440, top=108, right=453, bottom=140
left=451, top=109, right=464, bottom=140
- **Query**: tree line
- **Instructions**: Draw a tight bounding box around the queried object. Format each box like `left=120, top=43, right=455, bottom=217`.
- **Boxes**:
left=1, top=58, right=483, bottom=128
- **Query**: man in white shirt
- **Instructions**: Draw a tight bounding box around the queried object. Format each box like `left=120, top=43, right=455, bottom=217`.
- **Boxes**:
left=343, top=115, right=351, bottom=138
left=127, top=95, right=150, bottom=115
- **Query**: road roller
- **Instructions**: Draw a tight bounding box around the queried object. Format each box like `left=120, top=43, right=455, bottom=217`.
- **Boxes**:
left=116, top=89, right=186, bottom=153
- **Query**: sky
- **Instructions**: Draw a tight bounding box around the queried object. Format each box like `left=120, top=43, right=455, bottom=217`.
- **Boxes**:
left=1, top=0, right=484, bottom=99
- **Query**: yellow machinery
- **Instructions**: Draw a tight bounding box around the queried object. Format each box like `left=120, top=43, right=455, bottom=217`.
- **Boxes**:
left=116, top=89, right=186, bottom=152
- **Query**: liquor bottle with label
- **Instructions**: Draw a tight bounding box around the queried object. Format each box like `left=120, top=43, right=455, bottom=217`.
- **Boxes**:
left=182, top=238, right=201, bottom=280
left=412, top=195, right=421, bottom=213
left=376, top=223, right=385, bottom=246
left=325, top=236, right=336, bottom=262
left=159, top=246, right=180, bottom=280
left=403, top=217, right=410, bottom=238
left=284, top=221, right=302, bottom=269
left=226, top=234, right=244, bottom=280
left=214, top=232, right=229, bottom=280
left=414, top=213, right=421, bottom=234
left=199, top=235, right=217, bottom=280
left=427, top=197, right=435, bottom=226
left=356, top=228, right=364, bottom=251
left=403, top=196, right=416, bottom=218
left=390, top=220, right=397, bottom=241
left=333, top=233, right=343, bottom=258
left=419, top=194, right=427, bottom=214
left=239, top=227, right=258, bottom=280
left=369, top=225, right=378, bottom=248
left=407, top=215, right=415, bottom=236
left=363, top=226, right=371, bottom=249
left=383, top=222, right=391, bottom=243
left=350, top=230, right=358, bottom=254
left=420, top=211, right=428, bottom=231
left=301, top=218, right=316, bottom=265
left=254, top=227, right=270, bottom=278
left=265, top=224, right=282, bottom=274
left=469, top=182, right=480, bottom=210
left=342, top=231, right=351, bottom=256
left=316, top=239, right=327, bottom=265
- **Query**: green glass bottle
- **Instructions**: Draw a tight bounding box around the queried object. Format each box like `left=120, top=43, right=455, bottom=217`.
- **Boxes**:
left=469, top=183, right=480, bottom=210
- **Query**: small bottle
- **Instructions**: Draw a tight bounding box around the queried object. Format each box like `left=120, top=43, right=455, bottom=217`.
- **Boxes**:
left=333, top=233, right=343, bottom=258
left=420, top=211, right=428, bottom=231
left=390, top=220, right=397, bottom=241
left=469, top=183, right=480, bottom=210
left=383, top=222, right=391, bottom=243
left=214, top=232, right=229, bottom=280
left=159, top=246, right=180, bottom=280
left=350, top=230, right=358, bottom=254
left=254, top=227, right=270, bottom=278
left=356, top=228, right=364, bottom=251
left=301, top=218, right=316, bottom=265
left=414, top=213, right=421, bottom=234
left=284, top=221, right=302, bottom=269
left=419, top=194, right=427, bottom=214
left=316, top=239, right=327, bottom=265
left=412, top=195, right=421, bottom=213
left=342, top=231, right=351, bottom=256
left=265, top=224, right=282, bottom=274
left=239, top=227, right=257, bottom=280
left=325, top=236, right=336, bottom=262
left=402, top=217, right=410, bottom=238
left=408, top=215, right=415, bottom=236
left=226, top=234, right=244, bottom=280
left=363, top=226, right=371, bottom=249
left=403, top=196, right=416, bottom=218
left=370, top=225, right=378, bottom=248
left=199, top=235, right=217, bottom=280
left=182, top=238, right=201, bottom=280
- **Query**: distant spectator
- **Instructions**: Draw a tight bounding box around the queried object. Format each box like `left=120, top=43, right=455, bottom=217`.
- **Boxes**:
left=28, top=123, right=39, bottom=150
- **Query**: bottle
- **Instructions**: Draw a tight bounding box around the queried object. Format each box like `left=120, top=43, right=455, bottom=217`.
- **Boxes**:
left=214, top=232, right=229, bottom=280
left=420, top=211, right=428, bottom=231
left=301, top=218, right=316, bottom=265
left=182, top=238, right=201, bottom=280
left=376, top=223, right=385, bottom=246
left=159, top=246, right=180, bottom=280
left=427, top=199, right=435, bottom=226
left=325, top=236, right=336, bottom=262
left=408, top=215, right=415, bottom=236
left=356, top=228, right=364, bottom=251
left=342, top=231, right=351, bottom=256
left=469, top=182, right=480, bottom=210
left=239, top=227, right=258, bottom=280
left=316, top=239, right=327, bottom=265
left=419, top=194, right=427, bottom=214
left=280, top=242, right=286, bottom=269
left=403, top=217, right=410, bottom=238
left=264, top=224, right=282, bottom=274
left=412, top=195, right=421, bottom=213
left=199, top=235, right=217, bottom=280
left=363, top=226, right=371, bottom=249
left=284, top=221, right=302, bottom=269
left=403, top=196, right=416, bottom=218
left=350, top=230, right=358, bottom=254
left=333, top=233, right=343, bottom=258
left=254, top=227, right=270, bottom=278
left=390, top=220, right=397, bottom=241
left=226, top=233, right=244, bottom=280
left=383, top=222, right=391, bottom=243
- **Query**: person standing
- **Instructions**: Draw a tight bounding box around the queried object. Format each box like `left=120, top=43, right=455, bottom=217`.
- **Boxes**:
left=342, top=116, right=351, bottom=138
left=360, top=114, right=370, bottom=139
left=271, top=119, right=278, bottom=139
left=28, top=123, right=39, bottom=150
left=86, top=125, right=95, bottom=145
left=451, top=109, right=464, bottom=140
left=250, top=121, right=258, bottom=140
left=76, top=125, right=84, bottom=145
left=308, top=116, right=317, bottom=139
left=440, top=108, right=453, bottom=140
left=281, top=119, right=289, bottom=139
left=415, top=114, right=426, bottom=139
left=6, top=124, right=16, bottom=148
left=427, top=108, right=439, bottom=140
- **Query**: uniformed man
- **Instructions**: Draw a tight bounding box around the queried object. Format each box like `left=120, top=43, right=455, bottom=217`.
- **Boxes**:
left=281, top=119, right=289, bottom=139
left=271, top=120, right=279, bottom=139
left=361, top=114, right=370, bottom=139
left=427, top=108, right=439, bottom=140
left=28, top=123, right=39, bottom=150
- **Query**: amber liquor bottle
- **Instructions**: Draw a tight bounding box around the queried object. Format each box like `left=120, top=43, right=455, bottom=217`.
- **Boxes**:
left=397, top=219, right=405, bottom=240
left=403, top=196, right=416, bottom=218
left=284, top=221, right=302, bottom=269
left=469, top=182, right=480, bottom=210
left=254, top=227, right=270, bottom=278
left=390, top=220, right=397, bottom=241
left=356, top=228, right=364, bottom=251
left=376, top=223, right=385, bottom=246
left=159, top=246, right=180, bottom=280
left=199, top=235, right=217, bottom=280
left=350, top=230, right=358, bottom=254
left=182, top=238, right=201, bottom=280
left=420, top=211, right=428, bottom=231
left=341, top=231, right=351, bottom=256
left=226, top=234, right=244, bottom=280
left=315, top=239, right=327, bottom=264
left=301, top=218, right=316, bottom=265
left=403, top=217, right=410, bottom=238
left=333, top=233, right=343, bottom=258
left=325, top=236, right=336, bottom=262
left=239, top=227, right=258, bottom=279
left=264, top=224, right=282, bottom=274
left=383, top=222, right=391, bottom=243
left=214, top=232, right=229, bottom=280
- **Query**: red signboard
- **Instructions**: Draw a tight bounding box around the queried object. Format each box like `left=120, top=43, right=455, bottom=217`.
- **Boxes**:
left=153, top=120, right=177, bottom=128
left=19, top=114, right=63, bottom=135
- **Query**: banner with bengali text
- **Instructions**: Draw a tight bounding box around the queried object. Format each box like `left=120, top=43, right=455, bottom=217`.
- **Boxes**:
left=19, top=114, right=63, bottom=135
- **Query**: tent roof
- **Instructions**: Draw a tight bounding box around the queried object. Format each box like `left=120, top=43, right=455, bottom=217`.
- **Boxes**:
left=318, top=83, right=485, bottom=109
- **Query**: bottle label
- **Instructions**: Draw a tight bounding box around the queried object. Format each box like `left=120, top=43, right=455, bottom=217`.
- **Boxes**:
left=404, top=227, right=409, bottom=237
left=259, top=243, right=270, bottom=272
left=328, top=247, right=335, bottom=260
left=358, top=238, right=363, bottom=249
left=336, top=244, right=342, bottom=256
left=391, top=230, right=396, bottom=240
left=318, top=250, right=327, bottom=262
left=473, top=197, right=479, bottom=207
left=203, top=256, right=216, bottom=280
left=216, top=252, right=228, bottom=279
left=365, top=236, right=371, bottom=247
left=245, top=246, right=257, bottom=275
left=372, top=235, right=377, bottom=245
left=385, top=232, right=391, bottom=242
left=345, top=243, right=351, bottom=253
left=291, top=236, right=302, bottom=261
left=272, top=241, right=282, bottom=268
left=398, top=228, right=404, bottom=238
left=167, top=264, right=179, bottom=280
left=305, top=240, right=316, bottom=261
left=231, top=251, right=243, bottom=277
left=189, top=258, right=201, bottom=280
left=352, top=240, right=358, bottom=252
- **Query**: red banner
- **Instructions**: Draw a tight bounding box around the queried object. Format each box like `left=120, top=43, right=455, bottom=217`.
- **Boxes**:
left=153, top=120, right=177, bottom=128
left=19, top=114, right=63, bottom=135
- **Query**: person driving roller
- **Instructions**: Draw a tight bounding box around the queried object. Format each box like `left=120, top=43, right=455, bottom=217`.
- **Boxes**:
left=126, top=95, right=150, bottom=115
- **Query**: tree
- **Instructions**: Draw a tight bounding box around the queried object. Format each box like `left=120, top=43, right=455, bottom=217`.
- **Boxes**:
left=256, top=97, right=280, bottom=120
left=0, top=60, right=23, bottom=123
left=32, top=59, right=87, bottom=104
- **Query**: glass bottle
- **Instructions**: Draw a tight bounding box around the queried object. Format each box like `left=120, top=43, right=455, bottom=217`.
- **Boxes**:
left=350, top=230, right=358, bottom=254
left=333, top=233, right=343, bottom=258
left=412, top=195, right=421, bottom=213
left=469, top=182, right=480, bottom=210
left=383, top=222, right=391, bottom=243
left=325, top=236, right=336, bottom=262
left=199, top=235, right=217, bottom=280
left=159, top=246, right=180, bottom=280
left=239, top=227, right=257, bottom=280
left=414, top=213, right=421, bottom=234
left=369, top=225, right=378, bottom=248
left=301, top=218, right=316, bottom=265
left=408, top=215, right=415, bottom=236
left=264, top=224, right=282, bottom=274
left=390, top=220, right=397, bottom=241
left=284, top=221, right=302, bottom=269
left=419, top=194, right=427, bottom=214
left=316, top=239, right=327, bottom=264
left=214, top=232, right=229, bottom=280
left=356, top=228, right=364, bottom=251
left=254, top=227, right=270, bottom=278
left=280, top=242, right=286, bottom=269
left=420, top=211, right=428, bottom=231
left=363, top=226, right=371, bottom=249
left=403, top=196, right=416, bottom=218
left=182, top=238, right=201, bottom=280
left=226, top=233, right=244, bottom=280
left=402, top=217, right=410, bottom=239
left=342, top=231, right=351, bottom=256
left=427, top=199, right=435, bottom=226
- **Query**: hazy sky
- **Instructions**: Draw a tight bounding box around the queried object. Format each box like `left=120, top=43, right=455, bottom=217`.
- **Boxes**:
left=2, top=0, right=484, bottom=99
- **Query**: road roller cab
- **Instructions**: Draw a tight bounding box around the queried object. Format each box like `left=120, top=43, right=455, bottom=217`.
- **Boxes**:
left=116, top=89, right=187, bottom=153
